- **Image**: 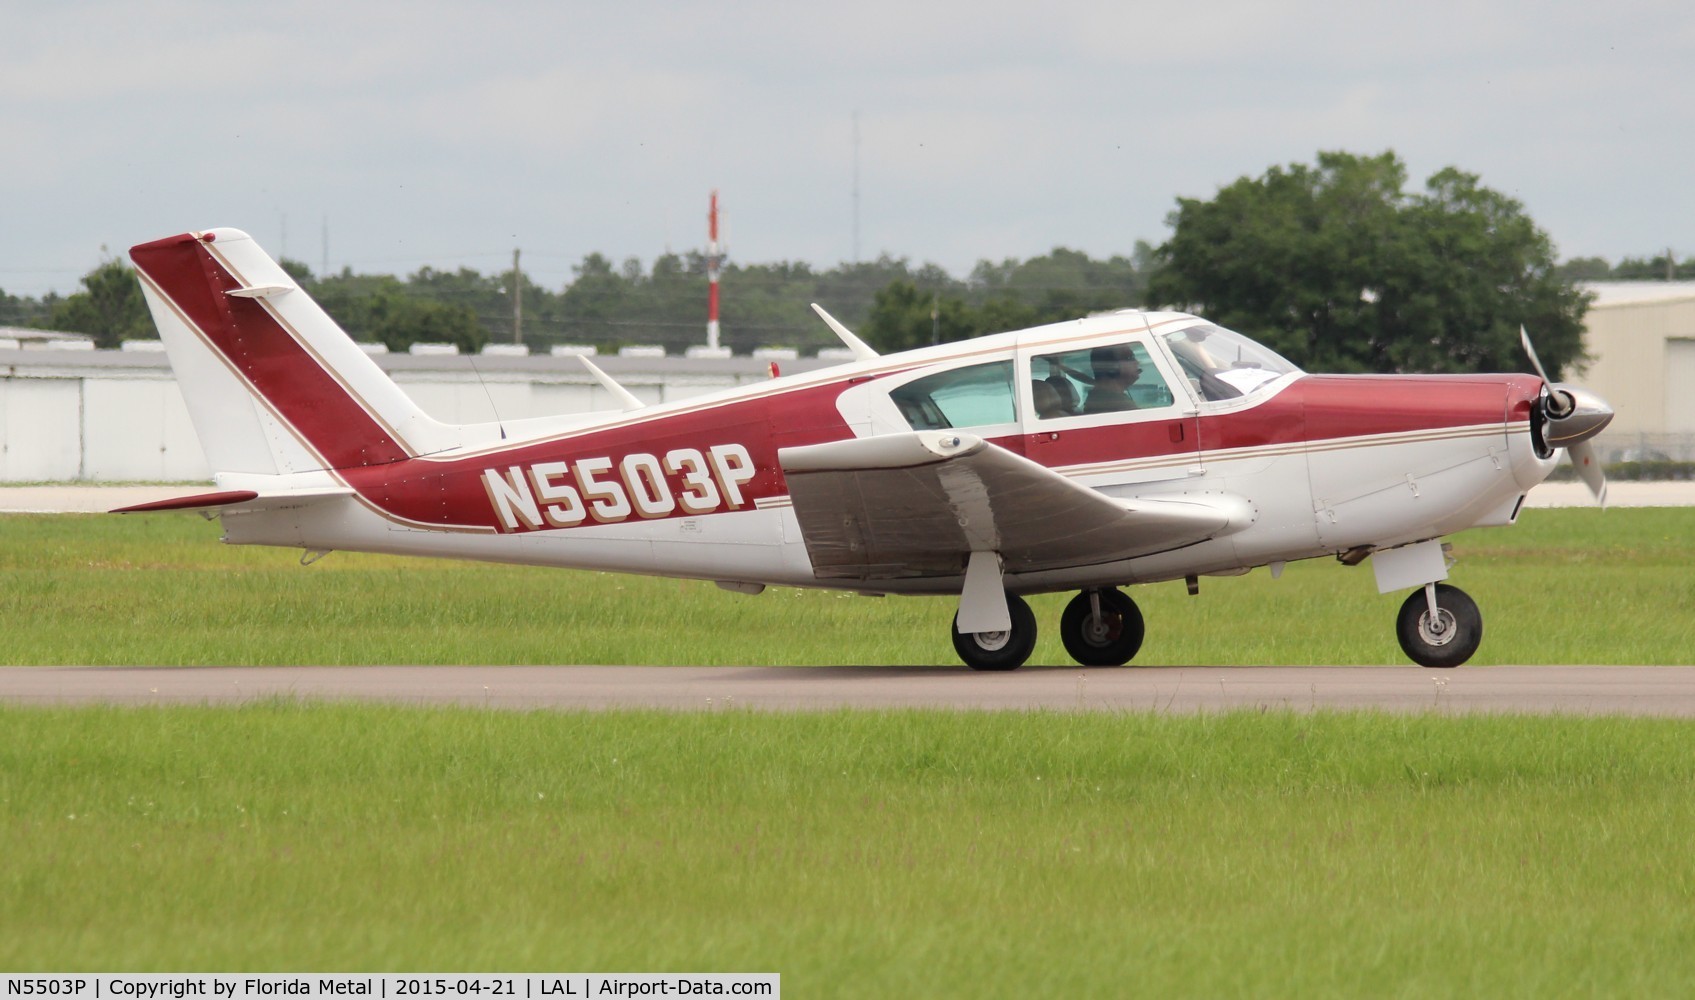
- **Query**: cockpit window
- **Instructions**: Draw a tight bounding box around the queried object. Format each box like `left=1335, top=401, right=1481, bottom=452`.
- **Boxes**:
left=1161, top=323, right=1300, bottom=402
left=1031, top=342, right=1174, bottom=419
left=890, top=359, right=1016, bottom=430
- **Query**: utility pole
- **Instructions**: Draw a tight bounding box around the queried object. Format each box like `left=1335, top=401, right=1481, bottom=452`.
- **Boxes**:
left=512, top=248, right=523, bottom=345
left=852, top=111, right=861, bottom=264
left=707, top=190, right=722, bottom=351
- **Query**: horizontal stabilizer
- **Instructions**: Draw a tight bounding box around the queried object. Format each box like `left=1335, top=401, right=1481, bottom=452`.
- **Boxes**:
left=225, top=284, right=292, bottom=299
left=111, top=487, right=354, bottom=515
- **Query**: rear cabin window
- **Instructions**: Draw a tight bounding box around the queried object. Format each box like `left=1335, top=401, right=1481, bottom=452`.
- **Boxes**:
left=890, top=360, right=1016, bottom=430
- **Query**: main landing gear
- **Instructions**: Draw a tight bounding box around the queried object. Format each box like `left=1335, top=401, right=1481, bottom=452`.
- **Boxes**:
left=951, top=594, right=1038, bottom=671
left=1060, top=588, right=1144, bottom=666
left=952, top=587, right=1144, bottom=671
left=1395, top=583, right=1483, bottom=668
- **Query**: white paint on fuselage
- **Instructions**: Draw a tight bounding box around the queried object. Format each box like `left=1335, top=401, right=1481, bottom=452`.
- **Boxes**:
left=216, top=411, right=1558, bottom=600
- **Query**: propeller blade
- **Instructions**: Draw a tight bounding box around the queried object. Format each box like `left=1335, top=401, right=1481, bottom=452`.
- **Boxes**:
left=1568, top=439, right=1608, bottom=507
left=1522, top=325, right=1578, bottom=418
left=1520, top=325, right=1553, bottom=384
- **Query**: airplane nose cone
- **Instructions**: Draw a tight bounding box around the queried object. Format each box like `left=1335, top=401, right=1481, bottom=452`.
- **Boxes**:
left=1544, top=384, right=1614, bottom=447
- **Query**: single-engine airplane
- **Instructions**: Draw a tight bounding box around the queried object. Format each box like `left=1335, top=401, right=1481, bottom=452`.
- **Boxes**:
left=119, top=228, right=1614, bottom=669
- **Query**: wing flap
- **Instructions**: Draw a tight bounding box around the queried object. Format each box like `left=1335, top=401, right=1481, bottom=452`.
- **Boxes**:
left=779, top=432, right=1253, bottom=581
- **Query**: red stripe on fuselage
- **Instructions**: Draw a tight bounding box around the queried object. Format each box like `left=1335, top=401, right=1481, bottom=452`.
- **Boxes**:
left=1014, top=374, right=1538, bottom=470
left=1288, top=374, right=1537, bottom=449
left=338, top=380, right=858, bottom=530
left=129, top=233, right=408, bottom=470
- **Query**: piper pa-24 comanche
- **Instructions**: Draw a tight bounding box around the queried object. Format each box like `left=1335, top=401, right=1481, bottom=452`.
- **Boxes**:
left=120, top=228, right=1613, bottom=670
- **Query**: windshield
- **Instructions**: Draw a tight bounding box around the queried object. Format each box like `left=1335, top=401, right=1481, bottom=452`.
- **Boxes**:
left=1161, top=323, right=1300, bottom=402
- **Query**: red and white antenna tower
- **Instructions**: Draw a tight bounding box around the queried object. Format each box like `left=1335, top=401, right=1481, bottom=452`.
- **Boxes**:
left=706, top=190, right=723, bottom=352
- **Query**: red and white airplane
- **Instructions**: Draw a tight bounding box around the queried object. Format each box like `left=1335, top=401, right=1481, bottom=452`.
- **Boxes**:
left=120, top=228, right=1613, bottom=670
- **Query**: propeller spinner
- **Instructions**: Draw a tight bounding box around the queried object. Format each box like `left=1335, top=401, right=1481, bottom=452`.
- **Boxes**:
left=1520, top=326, right=1615, bottom=504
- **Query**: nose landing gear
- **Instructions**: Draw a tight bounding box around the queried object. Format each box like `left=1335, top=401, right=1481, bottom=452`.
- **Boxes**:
left=1395, top=583, right=1483, bottom=668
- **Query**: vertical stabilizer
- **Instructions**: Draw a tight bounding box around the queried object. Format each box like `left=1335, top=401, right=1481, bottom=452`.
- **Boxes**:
left=129, top=229, right=460, bottom=477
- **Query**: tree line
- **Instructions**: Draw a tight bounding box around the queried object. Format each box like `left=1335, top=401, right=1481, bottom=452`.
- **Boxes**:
left=7, top=150, right=1678, bottom=379
left=3, top=246, right=1155, bottom=358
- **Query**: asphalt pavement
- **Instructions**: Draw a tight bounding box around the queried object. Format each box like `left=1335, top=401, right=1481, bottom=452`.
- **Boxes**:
left=3, top=665, right=1693, bottom=715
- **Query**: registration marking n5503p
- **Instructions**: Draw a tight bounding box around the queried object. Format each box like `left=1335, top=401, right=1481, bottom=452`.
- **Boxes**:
left=481, top=444, right=756, bottom=532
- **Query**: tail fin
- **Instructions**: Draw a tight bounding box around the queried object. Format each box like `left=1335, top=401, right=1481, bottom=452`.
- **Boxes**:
left=129, top=228, right=459, bottom=477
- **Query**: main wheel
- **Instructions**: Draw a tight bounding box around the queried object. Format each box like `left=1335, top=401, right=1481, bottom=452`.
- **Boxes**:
left=952, top=593, right=1038, bottom=671
left=1060, top=588, right=1144, bottom=666
left=1395, top=584, right=1482, bottom=668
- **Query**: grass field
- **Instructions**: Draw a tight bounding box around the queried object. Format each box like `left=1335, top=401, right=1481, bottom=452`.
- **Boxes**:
left=1, top=507, right=1691, bottom=666
left=4, top=510, right=1695, bottom=989
left=3, top=705, right=1694, bottom=994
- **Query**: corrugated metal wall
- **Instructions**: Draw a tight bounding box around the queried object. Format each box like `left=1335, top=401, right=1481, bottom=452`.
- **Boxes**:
left=0, top=363, right=763, bottom=483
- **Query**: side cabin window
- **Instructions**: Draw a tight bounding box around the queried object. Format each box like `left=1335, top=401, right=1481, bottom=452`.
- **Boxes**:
left=890, top=359, right=1016, bottom=430
left=1029, top=342, right=1174, bottom=420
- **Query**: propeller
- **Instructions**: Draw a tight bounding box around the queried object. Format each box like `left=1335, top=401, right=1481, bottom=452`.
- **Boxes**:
left=1520, top=326, right=1614, bottom=505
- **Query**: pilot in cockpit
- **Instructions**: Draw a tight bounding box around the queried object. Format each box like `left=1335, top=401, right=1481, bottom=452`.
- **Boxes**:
left=1083, top=345, right=1142, bottom=413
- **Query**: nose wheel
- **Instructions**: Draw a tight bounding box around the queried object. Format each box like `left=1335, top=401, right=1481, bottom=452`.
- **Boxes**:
left=1396, top=583, right=1482, bottom=668
left=952, top=593, right=1038, bottom=671
left=1060, top=588, right=1145, bottom=666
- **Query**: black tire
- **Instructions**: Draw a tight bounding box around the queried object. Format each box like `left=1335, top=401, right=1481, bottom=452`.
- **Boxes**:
left=952, top=593, right=1038, bottom=671
left=1060, top=588, right=1145, bottom=666
left=1395, top=584, right=1483, bottom=668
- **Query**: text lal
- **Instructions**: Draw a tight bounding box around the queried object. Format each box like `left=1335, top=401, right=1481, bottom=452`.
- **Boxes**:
left=536, top=983, right=744, bottom=997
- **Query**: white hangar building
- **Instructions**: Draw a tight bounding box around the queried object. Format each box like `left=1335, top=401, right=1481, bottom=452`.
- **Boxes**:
left=1577, top=281, right=1695, bottom=461
left=0, top=344, right=832, bottom=483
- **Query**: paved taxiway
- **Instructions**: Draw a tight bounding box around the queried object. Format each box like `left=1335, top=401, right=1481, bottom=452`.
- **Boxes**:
left=3, top=665, right=1695, bottom=715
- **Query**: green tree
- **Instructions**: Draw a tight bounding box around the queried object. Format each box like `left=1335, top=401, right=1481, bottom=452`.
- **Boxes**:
left=554, top=253, right=639, bottom=346
left=0, top=287, right=43, bottom=328
left=863, top=280, right=979, bottom=352
left=45, top=260, right=154, bottom=348
left=363, top=290, right=486, bottom=355
left=1147, top=151, right=1591, bottom=378
left=1613, top=253, right=1695, bottom=281
left=968, top=246, right=1144, bottom=324
left=1554, top=256, right=1613, bottom=282
left=277, top=257, right=315, bottom=286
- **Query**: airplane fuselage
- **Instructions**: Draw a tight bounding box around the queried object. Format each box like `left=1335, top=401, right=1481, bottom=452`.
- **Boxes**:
left=125, top=228, right=1604, bottom=669
left=218, top=327, right=1554, bottom=597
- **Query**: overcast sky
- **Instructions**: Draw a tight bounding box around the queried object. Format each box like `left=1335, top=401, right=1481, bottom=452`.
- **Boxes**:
left=3, top=1, right=1691, bottom=299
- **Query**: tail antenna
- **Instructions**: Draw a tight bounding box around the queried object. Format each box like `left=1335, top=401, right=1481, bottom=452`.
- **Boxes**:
left=466, top=354, right=507, bottom=440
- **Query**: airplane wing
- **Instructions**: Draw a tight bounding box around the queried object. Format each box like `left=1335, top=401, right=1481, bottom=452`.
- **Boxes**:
left=778, top=431, right=1253, bottom=581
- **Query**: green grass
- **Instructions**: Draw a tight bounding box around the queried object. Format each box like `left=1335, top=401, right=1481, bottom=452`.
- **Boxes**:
left=3, top=705, right=1693, bottom=993
left=1, top=508, right=1691, bottom=665
left=7, top=514, right=1695, bottom=989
